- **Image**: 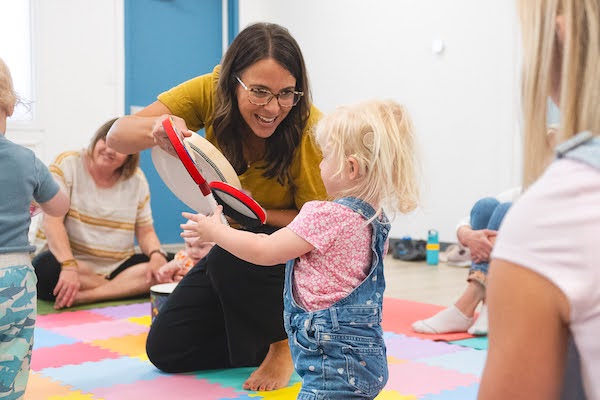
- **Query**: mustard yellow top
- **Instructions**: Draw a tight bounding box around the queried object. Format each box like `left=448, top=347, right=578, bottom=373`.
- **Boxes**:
left=158, top=65, right=327, bottom=211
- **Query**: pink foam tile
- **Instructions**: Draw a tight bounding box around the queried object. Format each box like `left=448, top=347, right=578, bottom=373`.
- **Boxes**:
left=31, top=341, right=121, bottom=371
left=36, top=310, right=114, bottom=329
left=92, top=375, right=242, bottom=400
left=50, top=319, right=149, bottom=342
left=384, top=360, right=479, bottom=397
left=382, top=298, right=473, bottom=341
left=89, top=302, right=151, bottom=319
left=385, top=334, right=468, bottom=360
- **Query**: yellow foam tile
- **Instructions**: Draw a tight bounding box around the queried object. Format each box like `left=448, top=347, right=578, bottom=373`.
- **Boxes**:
left=25, top=372, right=76, bottom=399
left=375, top=390, right=417, bottom=400
left=128, top=315, right=151, bottom=327
left=132, top=352, right=150, bottom=362
left=249, top=382, right=301, bottom=399
left=387, top=355, right=408, bottom=364
left=247, top=384, right=415, bottom=400
left=48, top=393, right=98, bottom=400
left=90, top=332, right=147, bottom=357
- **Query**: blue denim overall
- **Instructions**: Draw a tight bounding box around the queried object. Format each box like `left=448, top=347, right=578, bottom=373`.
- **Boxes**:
left=283, top=197, right=390, bottom=400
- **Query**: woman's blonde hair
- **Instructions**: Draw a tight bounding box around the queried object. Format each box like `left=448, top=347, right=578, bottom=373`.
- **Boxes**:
left=0, top=57, right=17, bottom=116
left=519, top=0, right=600, bottom=186
left=314, top=99, right=419, bottom=216
left=88, top=118, right=140, bottom=180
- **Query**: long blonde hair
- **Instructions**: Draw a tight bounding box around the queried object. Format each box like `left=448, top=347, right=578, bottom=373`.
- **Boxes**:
left=519, top=0, right=600, bottom=186
left=314, top=99, right=420, bottom=216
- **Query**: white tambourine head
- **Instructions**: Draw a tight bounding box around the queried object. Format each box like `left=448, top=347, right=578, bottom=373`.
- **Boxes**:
left=151, top=133, right=241, bottom=214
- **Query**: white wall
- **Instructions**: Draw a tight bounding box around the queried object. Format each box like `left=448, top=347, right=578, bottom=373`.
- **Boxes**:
left=6, top=1, right=522, bottom=243
left=7, top=0, right=124, bottom=164
left=240, top=0, right=522, bottom=242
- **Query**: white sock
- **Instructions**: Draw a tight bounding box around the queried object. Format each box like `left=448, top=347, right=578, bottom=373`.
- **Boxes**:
left=468, top=304, right=488, bottom=335
left=412, top=305, right=474, bottom=334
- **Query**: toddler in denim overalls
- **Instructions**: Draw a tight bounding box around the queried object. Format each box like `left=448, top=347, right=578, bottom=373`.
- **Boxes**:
left=283, top=197, right=390, bottom=399
left=182, top=99, right=420, bottom=398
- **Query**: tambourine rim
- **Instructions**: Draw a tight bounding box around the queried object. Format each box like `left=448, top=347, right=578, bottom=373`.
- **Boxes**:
left=162, top=117, right=206, bottom=186
left=209, top=181, right=267, bottom=224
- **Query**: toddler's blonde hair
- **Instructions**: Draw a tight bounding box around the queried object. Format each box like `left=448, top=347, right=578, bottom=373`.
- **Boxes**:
left=314, top=99, right=419, bottom=216
left=0, top=57, right=17, bottom=116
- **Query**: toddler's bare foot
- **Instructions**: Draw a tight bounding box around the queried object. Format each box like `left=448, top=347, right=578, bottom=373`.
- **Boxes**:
left=243, top=339, right=294, bottom=391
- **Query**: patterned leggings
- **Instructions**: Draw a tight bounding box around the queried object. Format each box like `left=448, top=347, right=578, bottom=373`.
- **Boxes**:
left=0, top=254, right=37, bottom=400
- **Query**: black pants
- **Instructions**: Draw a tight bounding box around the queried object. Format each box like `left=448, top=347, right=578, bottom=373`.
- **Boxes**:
left=146, top=242, right=286, bottom=373
left=32, top=251, right=173, bottom=301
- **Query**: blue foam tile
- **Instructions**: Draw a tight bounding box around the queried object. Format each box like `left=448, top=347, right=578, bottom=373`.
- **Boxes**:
left=419, top=382, right=479, bottom=400
left=38, top=356, right=164, bottom=391
left=194, top=367, right=302, bottom=391
left=449, top=336, right=488, bottom=350
left=417, top=348, right=487, bottom=377
left=33, top=327, right=78, bottom=349
left=383, top=331, right=405, bottom=340
left=219, top=395, right=257, bottom=400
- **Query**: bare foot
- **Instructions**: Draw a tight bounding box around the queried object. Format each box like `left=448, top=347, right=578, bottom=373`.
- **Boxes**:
left=243, top=339, right=294, bottom=391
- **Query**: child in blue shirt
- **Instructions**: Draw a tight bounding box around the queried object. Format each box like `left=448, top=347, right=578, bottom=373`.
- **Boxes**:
left=0, top=57, right=70, bottom=399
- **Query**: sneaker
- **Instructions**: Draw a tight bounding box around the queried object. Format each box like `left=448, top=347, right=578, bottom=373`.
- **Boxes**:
left=392, top=238, right=426, bottom=262
left=444, top=244, right=471, bottom=267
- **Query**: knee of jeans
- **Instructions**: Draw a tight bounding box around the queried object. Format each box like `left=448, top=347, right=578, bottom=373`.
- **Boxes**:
left=472, top=197, right=500, bottom=213
left=470, top=197, right=501, bottom=229
left=495, top=202, right=512, bottom=216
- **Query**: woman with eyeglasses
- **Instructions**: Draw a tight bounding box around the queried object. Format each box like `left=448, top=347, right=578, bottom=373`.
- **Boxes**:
left=107, top=22, right=327, bottom=392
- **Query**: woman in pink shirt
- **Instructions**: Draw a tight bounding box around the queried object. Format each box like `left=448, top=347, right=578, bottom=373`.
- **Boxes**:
left=479, top=0, right=600, bottom=398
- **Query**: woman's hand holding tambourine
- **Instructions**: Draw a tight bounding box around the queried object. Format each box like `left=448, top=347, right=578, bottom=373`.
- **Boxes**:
left=152, top=115, right=194, bottom=157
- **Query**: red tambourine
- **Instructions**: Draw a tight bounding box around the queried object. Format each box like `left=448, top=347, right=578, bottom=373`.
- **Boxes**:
left=162, top=117, right=211, bottom=196
left=209, top=181, right=267, bottom=227
left=159, top=117, right=266, bottom=228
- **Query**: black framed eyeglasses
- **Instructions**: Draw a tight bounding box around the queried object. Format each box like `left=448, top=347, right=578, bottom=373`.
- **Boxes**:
left=236, top=76, right=303, bottom=108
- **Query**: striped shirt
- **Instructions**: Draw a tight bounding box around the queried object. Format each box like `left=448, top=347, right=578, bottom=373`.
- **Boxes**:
left=35, top=150, right=153, bottom=277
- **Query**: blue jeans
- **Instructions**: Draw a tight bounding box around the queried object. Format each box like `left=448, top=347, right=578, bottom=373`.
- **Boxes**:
left=467, top=197, right=511, bottom=286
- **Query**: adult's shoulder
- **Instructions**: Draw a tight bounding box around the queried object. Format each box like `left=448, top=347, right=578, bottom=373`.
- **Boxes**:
left=51, top=150, right=82, bottom=167
left=298, top=104, right=323, bottom=150
left=303, top=104, right=323, bottom=135
left=157, top=65, right=220, bottom=132
left=131, top=167, right=150, bottom=185
left=2, top=138, right=36, bottom=160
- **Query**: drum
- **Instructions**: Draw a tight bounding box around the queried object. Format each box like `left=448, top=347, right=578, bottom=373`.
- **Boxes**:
left=150, top=282, right=178, bottom=322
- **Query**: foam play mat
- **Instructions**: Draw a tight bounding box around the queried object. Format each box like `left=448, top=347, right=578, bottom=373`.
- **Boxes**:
left=26, top=298, right=487, bottom=399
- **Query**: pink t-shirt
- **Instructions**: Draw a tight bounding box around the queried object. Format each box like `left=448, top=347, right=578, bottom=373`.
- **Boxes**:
left=493, top=159, right=600, bottom=397
left=287, top=201, right=372, bottom=311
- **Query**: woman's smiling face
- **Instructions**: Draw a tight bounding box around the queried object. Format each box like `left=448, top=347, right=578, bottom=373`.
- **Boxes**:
left=235, top=58, right=296, bottom=139
left=92, top=138, right=128, bottom=172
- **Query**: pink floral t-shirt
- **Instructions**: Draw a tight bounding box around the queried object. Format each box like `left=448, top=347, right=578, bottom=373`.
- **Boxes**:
left=287, top=201, right=373, bottom=311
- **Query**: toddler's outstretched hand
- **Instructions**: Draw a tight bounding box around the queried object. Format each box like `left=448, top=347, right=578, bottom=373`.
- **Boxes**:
left=181, top=206, right=225, bottom=242
left=156, top=261, right=182, bottom=283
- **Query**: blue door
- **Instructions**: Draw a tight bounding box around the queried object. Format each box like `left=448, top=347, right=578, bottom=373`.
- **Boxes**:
left=125, top=0, right=223, bottom=243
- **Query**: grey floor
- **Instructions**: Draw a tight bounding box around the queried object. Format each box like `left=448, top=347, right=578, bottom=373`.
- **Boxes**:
left=383, top=255, right=468, bottom=307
